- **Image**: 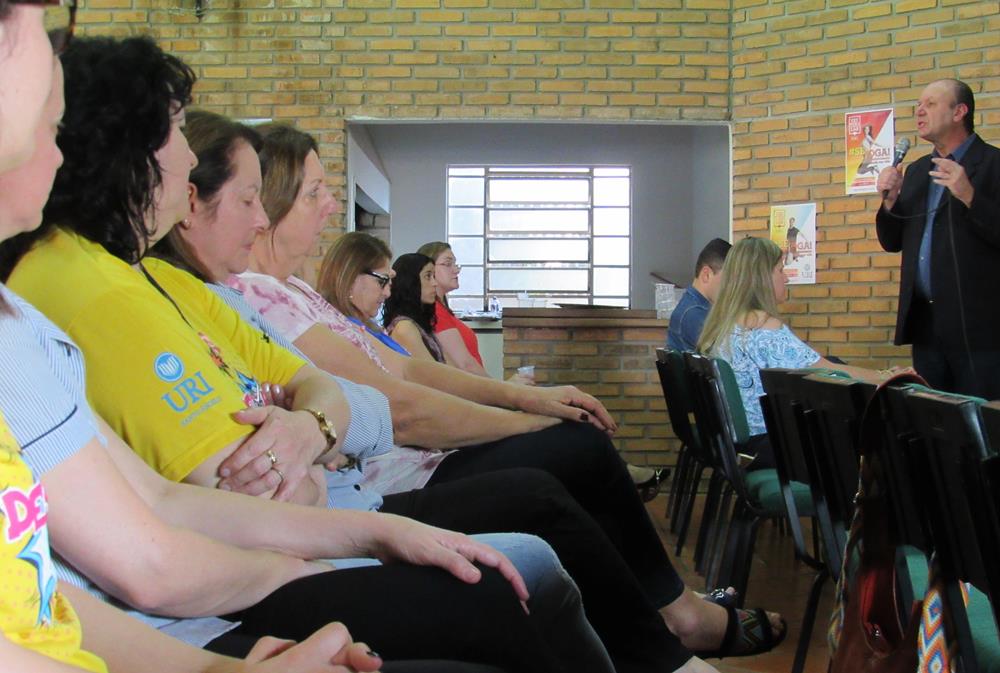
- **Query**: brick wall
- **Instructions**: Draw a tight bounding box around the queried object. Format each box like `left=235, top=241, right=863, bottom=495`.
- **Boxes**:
left=504, top=318, right=672, bottom=465
left=76, top=1, right=1000, bottom=461
left=731, top=0, right=1000, bottom=369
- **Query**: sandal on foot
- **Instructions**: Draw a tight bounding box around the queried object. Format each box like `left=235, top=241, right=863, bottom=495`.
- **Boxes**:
left=636, top=467, right=669, bottom=502
left=693, top=600, right=787, bottom=659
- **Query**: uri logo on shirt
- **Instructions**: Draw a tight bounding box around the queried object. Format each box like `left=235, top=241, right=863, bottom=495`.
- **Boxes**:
left=154, top=352, right=184, bottom=382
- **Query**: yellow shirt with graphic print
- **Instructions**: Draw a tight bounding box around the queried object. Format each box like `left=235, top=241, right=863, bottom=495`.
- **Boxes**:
left=8, top=229, right=307, bottom=481
left=0, top=411, right=107, bottom=672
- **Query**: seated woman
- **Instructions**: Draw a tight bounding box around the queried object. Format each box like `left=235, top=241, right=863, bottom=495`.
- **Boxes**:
left=697, top=237, right=884, bottom=468
left=0, top=24, right=511, bottom=673
left=314, top=233, right=411, bottom=357
left=415, top=241, right=489, bottom=376
left=157, top=115, right=789, bottom=670
left=383, top=252, right=447, bottom=362
left=150, top=108, right=729, bottom=673
left=0, top=35, right=598, bottom=673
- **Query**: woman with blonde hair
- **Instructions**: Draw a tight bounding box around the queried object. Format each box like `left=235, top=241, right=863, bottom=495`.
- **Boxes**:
left=698, top=237, right=882, bottom=467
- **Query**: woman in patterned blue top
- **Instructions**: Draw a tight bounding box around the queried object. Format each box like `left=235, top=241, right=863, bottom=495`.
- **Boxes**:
left=698, top=238, right=883, bottom=465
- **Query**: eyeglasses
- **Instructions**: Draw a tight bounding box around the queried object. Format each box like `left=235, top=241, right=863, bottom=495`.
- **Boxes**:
left=12, top=0, right=76, bottom=54
left=364, top=270, right=392, bottom=289
left=437, top=261, right=462, bottom=271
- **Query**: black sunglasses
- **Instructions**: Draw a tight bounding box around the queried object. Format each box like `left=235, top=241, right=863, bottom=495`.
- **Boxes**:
left=12, top=0, right=76, bottom=54
left=364, top=270, right=392, bottom=289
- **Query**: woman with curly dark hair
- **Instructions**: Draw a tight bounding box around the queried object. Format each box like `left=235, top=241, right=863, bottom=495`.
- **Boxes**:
left=382, top=253, right=446, bottom=363
left=0, top=35, right=581, bottom=673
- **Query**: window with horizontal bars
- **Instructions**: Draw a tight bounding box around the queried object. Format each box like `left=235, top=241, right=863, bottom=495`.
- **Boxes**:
left=445, top=165, right=631, bottom=313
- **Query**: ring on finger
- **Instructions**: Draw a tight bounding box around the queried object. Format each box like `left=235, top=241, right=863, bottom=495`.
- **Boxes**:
left=266, top=449, right=277, bottom=466
left=272, top=467, right=284, bottom=483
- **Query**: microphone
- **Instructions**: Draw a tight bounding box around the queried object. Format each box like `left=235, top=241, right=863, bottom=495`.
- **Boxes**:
left=882, top=137, right=911, bottom=199
left=891, top=137, right=910, bottom=168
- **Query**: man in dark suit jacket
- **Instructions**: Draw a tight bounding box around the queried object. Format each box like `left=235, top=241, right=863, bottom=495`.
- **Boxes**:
left=876, top=78, right=1000, bottom=399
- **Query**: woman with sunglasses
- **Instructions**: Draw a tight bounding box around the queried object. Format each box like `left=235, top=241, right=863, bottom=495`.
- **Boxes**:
left=0, top=35, right=591, bottom=673
left=316, top=232, right=409, bottom=356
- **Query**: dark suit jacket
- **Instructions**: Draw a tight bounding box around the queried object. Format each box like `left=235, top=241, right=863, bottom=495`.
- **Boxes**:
left=876, top=135, right=1000, bottom=350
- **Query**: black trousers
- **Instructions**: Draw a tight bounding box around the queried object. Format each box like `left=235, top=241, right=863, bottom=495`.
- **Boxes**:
left=205, top=632, right=507, bottom=673
left=909, top=298, right=1000, bottom=399
left=395, top=421, right=691, bottom=673
left=215, top=564, right=564, bottom=673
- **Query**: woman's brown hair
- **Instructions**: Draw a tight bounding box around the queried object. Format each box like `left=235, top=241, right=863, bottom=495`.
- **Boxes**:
left=317, top=231, right=393, bottom=332
left=256, top=123, right=318, bottom=227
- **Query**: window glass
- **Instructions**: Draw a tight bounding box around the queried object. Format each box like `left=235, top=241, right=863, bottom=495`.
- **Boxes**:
left=489, top=179, right=590, bottom=204
left=449, top=177, right=485, bottom=206
left=449, top=207, right=484, bottom=235
left=489, top=209, right=589, bottom=232
left=449, top=237, right=484, bottom=266
left=490, top=239, right=589, bottom=262
left=447, top=166, right=631, bottom=308
left=489, top=268, right=589, bottom=292
left=593, top=267, right=629, bottom=296
left=593, top=237, right=629, bottom=266
left=593, top=207, right=629, bottom=236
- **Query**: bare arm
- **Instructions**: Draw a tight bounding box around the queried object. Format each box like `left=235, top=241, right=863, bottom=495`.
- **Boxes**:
left=99, top=417, right=529, bottom=599
left=294, top=323, right=559, bottom=448
left=387, top=319, right=437, bottom=362
left=813, top=356, right=887, bottom=384
left=211, top=365, right=351, bottom=501
left=359, top=325, right=617, bottom=434
left=43, top=437, right=324, bottom=617
left=436, top=328, right=490, bottom=376
left=62, top=583, right=381, bottom=673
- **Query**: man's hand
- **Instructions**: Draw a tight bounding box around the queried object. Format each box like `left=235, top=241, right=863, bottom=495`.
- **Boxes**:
left=218, top=406, right=331, bottom=501
left=243, top=622, right=382, bottom=673
left=366, top=514, right=530, bottom=605
left=930, top=156, right=974, bottom=207
left=877, top=165, right=903, bottom=210
left=512, top=385, right=618, bottom=435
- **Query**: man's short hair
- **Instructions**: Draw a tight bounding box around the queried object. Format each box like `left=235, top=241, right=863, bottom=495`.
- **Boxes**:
left=694, top=238, right=732, bottom=278
left=944, top=78, right=975, bottom=135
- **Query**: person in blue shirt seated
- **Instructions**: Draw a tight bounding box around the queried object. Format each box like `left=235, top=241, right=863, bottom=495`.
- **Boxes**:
left=667, top=238, right=732, bottom=352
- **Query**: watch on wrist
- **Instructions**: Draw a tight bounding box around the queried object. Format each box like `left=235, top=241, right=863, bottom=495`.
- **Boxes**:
left=302, top=407, right=337, bottom=453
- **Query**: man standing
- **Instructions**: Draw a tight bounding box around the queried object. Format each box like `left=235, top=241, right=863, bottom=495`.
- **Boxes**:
left=666, top=238, right=731, bottom=352
left=876, top=78, right=1000, bottom=398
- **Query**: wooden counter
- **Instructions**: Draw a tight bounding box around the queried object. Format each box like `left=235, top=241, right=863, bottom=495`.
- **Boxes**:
left=502, top=307, right=675, bottom=469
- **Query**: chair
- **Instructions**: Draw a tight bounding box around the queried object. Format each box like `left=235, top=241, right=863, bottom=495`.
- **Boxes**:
left=654, top=348, right=707, bottom=557
left=901, top=388, right=1000, bottom=673
left=760, top=368, right=873, bottom=673
left=683, top=352, right=814, bottom=599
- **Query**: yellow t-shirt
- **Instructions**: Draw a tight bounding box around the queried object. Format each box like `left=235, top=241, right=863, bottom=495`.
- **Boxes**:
left=9, top=229, right=307, bottom=481
left=0, top=411, right=107, bottom=673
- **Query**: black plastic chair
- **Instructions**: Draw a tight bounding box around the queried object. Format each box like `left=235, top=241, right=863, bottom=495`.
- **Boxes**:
left=654, top=348, right=706, bottom=556
left=901, top=387, right=1000, bottom=673
left=760, top=369, right=873, bottom=673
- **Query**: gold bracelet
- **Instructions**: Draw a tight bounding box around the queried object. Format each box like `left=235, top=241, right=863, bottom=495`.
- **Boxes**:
left=302, top=407, right=337, bottom=453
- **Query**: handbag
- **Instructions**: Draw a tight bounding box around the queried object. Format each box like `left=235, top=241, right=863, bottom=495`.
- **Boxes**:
left=828, top=372, right=958, bottom=673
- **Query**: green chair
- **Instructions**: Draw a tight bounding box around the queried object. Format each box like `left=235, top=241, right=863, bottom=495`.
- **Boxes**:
left=682, top=352, right=814, bottom=600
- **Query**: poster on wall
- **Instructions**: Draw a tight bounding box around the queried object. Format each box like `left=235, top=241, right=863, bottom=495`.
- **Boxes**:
left=769, top=203, right=816, bottom=285
left=844, top=108, right=894, bottom=194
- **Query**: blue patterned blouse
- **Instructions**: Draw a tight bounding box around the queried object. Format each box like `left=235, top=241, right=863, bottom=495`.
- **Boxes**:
left=718, top=323, right=820, bottom=436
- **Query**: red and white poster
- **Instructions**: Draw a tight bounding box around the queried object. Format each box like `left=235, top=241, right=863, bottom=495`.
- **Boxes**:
left=844, top=108, right=894, bottom=195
